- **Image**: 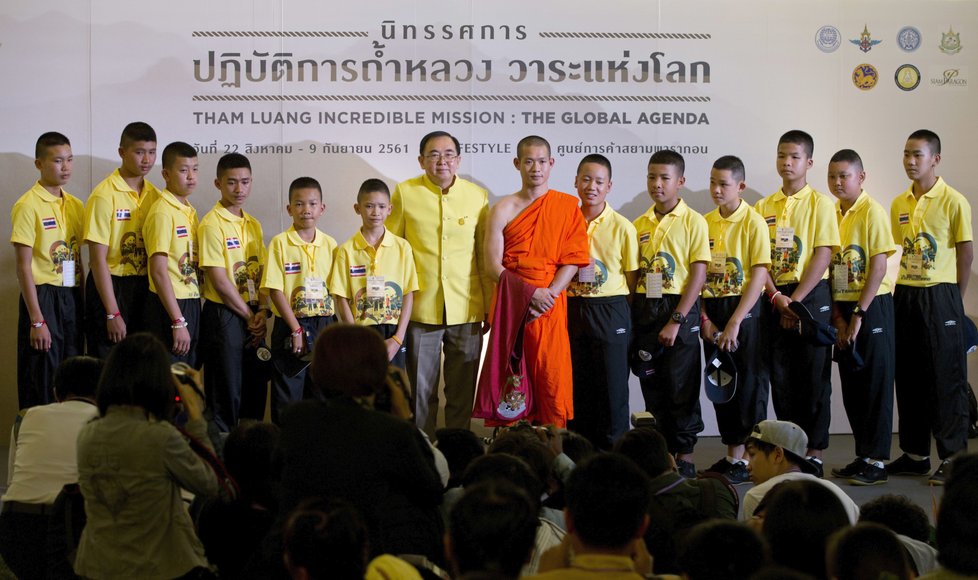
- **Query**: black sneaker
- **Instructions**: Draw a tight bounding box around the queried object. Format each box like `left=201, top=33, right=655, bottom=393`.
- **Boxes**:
left=807, top=457, right=824, bottom=479
left=928, top=459, right=951, bottom=485
left=831, top=458, right=865, bottom=479
left=849, top=462, right=888, bottom=486
left=701, top=458, right=733, bottom=475
left=886, top=454, right=931, bottom=476
left=724, top=461, right=751, bottom=485
left=676, top=459, right=696, bottom=480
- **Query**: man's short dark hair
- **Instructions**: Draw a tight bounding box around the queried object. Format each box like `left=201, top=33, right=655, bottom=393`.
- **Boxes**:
left=161, top=141, right=198, bottom=170
left=35, top=132, right=70, bottom=159
left=449, top=481, right=538, bottom=577
left=517, top=135, right=551, bottom=158
left=120, top=122, right=157, bottom=147
left=712, top=155, right=745, bottom=183
left=461, top=453, right=544, bottom=509
left=216, top=152, right=251, bottom=178
left=436, top=428, right=485, bottom=488
left=53, top=356, right=103, bottom=401
left=576, top=153, right=612, bottom=180
left=762, top=480, right=850, bottom=579
left=936, top=458, right=978, bottom=575
left=283, top=498, right=368, bottom=579
left=828, top=523, right=911, bottom=580
left=829, top=149, right=864, bottom=171
left=859, top=494, right=931, bottom=543
left=96, top=333, right=175, bottom=420
left=648, top=149, right=686, bottom=176
left=779, top=130, right=814, bottom=158
left=566, top=454, right=651, bottom=550
left=420, top=130, right=460, bottom=155
left=357, top=178, right=390, bottom=201
left=908, top=129, right=941, bottom=155
left=488, top=429, right=556, bottom=495
left=678, top=520, right=769, bottom=580
left=288, top=176, right=322, bottom=203
left=613, top=426, right=672, bottom=478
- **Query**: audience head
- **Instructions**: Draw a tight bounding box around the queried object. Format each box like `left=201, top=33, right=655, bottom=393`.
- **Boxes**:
left=97, top=333, right=175, bottom=419
left=858, top=494, right=931, bottom=543
left=565, top=454, right=651, bottom=552
left=435, top=428, right=486, bottom=488
left=223, top=421, right=280, bottom=506
left=447, top=481, right=538, bottom=579
left=613, top=426, right=673, bottom=478
left=310, top=324, right=388, bottom=398
left=746, top=420, right=817, bottom=483
left=935, top=456, right=978, bottom=576
left=761, top=480, right=850, bottom=579
left=677, top=520, right=768, bottom=580
left=53, top=355, right=103, bottom=402
left=461, top=453, right=544, bottom=510
left=283, top=498, right=368, bottom=580
left=827, top=522, right=912, bottom=580
left=488, top=427, right=557, bottom=494
left=560, top=429, right=597, bottom=463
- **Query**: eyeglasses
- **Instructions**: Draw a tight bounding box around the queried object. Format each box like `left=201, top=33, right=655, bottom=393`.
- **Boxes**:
left=424, top=152, right=458, bottom=162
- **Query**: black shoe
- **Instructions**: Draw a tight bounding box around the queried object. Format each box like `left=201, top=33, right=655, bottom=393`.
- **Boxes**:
left=807, top=457, right=824, bottom=479
left=849, top=462, right=888, bottom=486
left=676, top=459, right=696, bottom=480
left=928, top=459, right=951, bottom=485
left=701, top=458, right=733, bottom=475
left=831, top=458, right=865, bottom=479
left=886, top=454, right=931, bottom=476
left=724, top=461, right=751, bottom=485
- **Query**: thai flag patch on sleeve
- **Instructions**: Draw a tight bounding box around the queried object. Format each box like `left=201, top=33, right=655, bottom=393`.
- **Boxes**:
left=899, top=213, right=910, bottom=225
left=764, top=215, right=777, bottom=226
left=225, top=237, right=241, bottom=250
left=639, top=232, right=651, bottom=244
left=284, top=262, right=301, bottom=275
left=350, top=265, right=366, bottom=277
left=41, top=217, right=57, bottom=230
left=176, top=225, right=189, bottom=238
left=115, top=209, right=131, bottom=221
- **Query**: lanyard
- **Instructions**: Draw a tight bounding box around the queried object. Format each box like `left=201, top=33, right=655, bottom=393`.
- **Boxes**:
left=909, top=195, right=934, bottom=239
left=650, top=206, right=680, bottom=257
left=300, top=235, right=319, bottom=275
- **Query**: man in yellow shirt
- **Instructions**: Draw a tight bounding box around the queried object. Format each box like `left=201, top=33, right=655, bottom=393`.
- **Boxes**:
left=887, top=130, right=972, bottom=485
left=11, top=132, right=84, bottom=408
left=84, top=122, right=161, bottom=358
left=198, top=153, right=270, bottom=431
left=388, top=131, right=490, bottom=434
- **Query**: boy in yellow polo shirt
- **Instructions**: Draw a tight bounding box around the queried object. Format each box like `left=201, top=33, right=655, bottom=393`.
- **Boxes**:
left=632, top=149, right=710, bottom=478
left=11, top=132, right=84, bottom=408
left=699, top=156, right=771, bottom=484
left=824, top=149, right=895, bottom=486
left=198, top=153, right=270, bottom=431
left=143, top=141, right=201, bottom=365
left=84, top=122, right=162, bottom=358
left=330, top=179, right=418, bottom=369
left=888, top=130, right=972, bottom=485
left=566, top=154, right=638, bottom=449
left=261, top=177, right=337, bottom=422
left=756, top=130, right=840, bottom=476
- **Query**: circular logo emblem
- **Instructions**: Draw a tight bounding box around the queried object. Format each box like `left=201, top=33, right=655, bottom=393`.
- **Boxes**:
left=852, top=64, right=879, bottom=90
left=895, top=64, right=921, bottom=91
left=897, top=26, right=922, bottom=52
left=815, top=25, right=842, bottom=52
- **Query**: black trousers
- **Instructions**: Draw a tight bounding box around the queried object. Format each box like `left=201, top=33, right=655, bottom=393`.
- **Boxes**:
left=835, top=294, right=895, bottom=460
left=144, top=292, right=201, bottom=368
left=84, top=272, right=148, bottom=359
left=703, top=296, right=768, bottom=446
left=894, top=283, right=969, bottom=459
left=567, top=295, right=632, bottom=449
left=763, top=280, right=833, bottom=450
left=17, top=285, right=82, bottom=409
left=373, top=323, right=407, bottom=370
left=633, top=294, right=703, bottom=455
left=199, top=301, right=270, bottom=432
left=270, top=315, right=334, bottom=423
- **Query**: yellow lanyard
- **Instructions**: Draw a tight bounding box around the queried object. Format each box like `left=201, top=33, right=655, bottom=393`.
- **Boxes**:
left=650, top=208, right=679, bottom=257
left=909, top=195, right=934, bottom=239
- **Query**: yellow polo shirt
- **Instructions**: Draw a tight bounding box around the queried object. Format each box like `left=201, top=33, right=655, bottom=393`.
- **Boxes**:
left=261, top=227, right=337, bottom=319
left=755, top=185, right=840, bottom=286
left=143, top=190, right=200, bottom=299
left=890, top=177, right=973, bottom=287
left=568, top=202, right=639, bottom=298
left=833, top=192, right=895, bottom=301
left=633, top=199, right=711, bottom=296
left=388, top=173, right=490, bottom=325
left=199, top=203, right=267, bottom=305
left=84, top=169, right=163, bottom=276
left=329, top=229, right=420, bottom=326
left=10, top=182, right=84, bottom=287
left=702, top=200, right=771, bottom=299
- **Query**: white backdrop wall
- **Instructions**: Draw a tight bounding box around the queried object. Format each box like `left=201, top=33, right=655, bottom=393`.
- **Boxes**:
left=2, top=1, right=976, bottom=445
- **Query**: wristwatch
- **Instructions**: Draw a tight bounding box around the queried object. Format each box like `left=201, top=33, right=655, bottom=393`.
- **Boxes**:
left=670, top=311, right=685, bottom=324
left=852, top=305, right=866, bottom=318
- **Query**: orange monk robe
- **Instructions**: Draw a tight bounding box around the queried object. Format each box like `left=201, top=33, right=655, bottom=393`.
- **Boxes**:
left=499, top=190, right=589, bottom=427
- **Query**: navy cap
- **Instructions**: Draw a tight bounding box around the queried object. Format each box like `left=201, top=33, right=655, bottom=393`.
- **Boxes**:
left=788, top=301, right=838, bottom=347
left=704, top=349, right=738, bottom=403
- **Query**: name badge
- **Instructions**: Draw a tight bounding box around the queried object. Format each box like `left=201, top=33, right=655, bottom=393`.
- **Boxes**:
left=306, top=277, right=325, bottom=300
left=62, top=259, right=76, bottom=287
left=577, top=259, right=596, bottom=283
left=367, top=275, right=386, bottom=299
left=246, top=279, right=257, bottom=303
left=646, top=272, right=663, bottom=299
left=833, top=263, right=849, bottom=292
left=709, top=252, right=727, bottom=275
left=188, top=239, right=195, bottom=262
left=907, top=254, right=923, bottom=277
left=775, top=227, right=794, bottom=250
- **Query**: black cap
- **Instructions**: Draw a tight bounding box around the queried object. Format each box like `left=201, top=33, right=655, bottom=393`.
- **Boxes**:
left=788, top=301, right=837, bottom=347
left=704, top=349, right=738, bottom=403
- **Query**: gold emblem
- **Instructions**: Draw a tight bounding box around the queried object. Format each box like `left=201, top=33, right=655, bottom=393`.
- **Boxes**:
left=895, top=64, right=921, bottom=91
left=852, top=64, right=879, bottom=90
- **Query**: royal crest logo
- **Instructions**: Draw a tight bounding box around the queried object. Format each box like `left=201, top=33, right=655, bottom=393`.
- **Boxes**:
left=940, top=27, right=962, bottom=54
left=895, top=64, right=921, bottom=91
left=815, top=25, right=842, bottom=53
left=897, top=26, right=922, bottom=52
left=852, top=64, right=879, bottom=90
left=850, top=24, right=882, bottom=53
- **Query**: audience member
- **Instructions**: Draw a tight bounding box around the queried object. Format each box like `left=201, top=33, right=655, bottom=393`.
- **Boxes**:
left=676, top=520, right=768, bottom=580
left=827, top=522, right=912, bottom=580
left=488, top=427, right=567, bottom=528
left=860, top=494, right=938, bottom=576
left=435, top=427, right=486, bottom=490
left=921, top=453, right=978, bottom=579
left=560, top=429, right=597, bottom=465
